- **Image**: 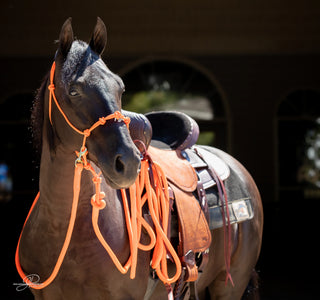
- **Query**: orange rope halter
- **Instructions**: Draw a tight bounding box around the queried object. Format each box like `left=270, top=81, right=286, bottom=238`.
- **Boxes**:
left=15, top=62, right=181, bottom=289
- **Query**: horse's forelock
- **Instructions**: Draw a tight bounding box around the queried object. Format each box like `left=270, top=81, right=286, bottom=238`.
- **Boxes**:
left=61, top=40, right=96, bottom=85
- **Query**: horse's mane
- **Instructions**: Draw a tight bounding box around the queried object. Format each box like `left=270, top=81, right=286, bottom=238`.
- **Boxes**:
left=31, top=71, right=50, bottom=154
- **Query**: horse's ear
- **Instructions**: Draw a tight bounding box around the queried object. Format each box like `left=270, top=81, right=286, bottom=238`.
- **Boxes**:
left=89, top=17, right=107, bottom=56
left=58, top=17, right=74, bottom=59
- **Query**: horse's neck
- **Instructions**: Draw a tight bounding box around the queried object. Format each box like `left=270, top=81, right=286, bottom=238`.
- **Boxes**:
left=38, top=142, right=94, bottom=218
left=19, top=136, right=129, bottom=279
left=18, top=141, right=93, bottom=277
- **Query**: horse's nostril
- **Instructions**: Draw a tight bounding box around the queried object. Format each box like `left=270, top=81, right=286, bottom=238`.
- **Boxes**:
left=115, top=155, right=125, bottom=174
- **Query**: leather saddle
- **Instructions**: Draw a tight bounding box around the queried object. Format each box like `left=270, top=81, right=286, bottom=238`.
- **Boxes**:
left=124, top=110, right=222, bottom=268
left=124, top=109, right=254, bottom=298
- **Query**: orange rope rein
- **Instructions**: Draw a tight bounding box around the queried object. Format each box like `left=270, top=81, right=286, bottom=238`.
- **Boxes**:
left=15, top=62, right=181, bottom=289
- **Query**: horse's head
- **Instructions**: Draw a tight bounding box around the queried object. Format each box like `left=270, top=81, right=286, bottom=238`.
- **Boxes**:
left=47, top=18, right=141, bottom=189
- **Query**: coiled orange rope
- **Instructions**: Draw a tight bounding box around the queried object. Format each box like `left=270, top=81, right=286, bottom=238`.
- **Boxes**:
left=15, top=61, right=181, bottom=289
left=91, top=155, right=181, bottom=284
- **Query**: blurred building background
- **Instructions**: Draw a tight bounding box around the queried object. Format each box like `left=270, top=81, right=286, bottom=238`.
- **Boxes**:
left=1, top=1, right=320, bottom=299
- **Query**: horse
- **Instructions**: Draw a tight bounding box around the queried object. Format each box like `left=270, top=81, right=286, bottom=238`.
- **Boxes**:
left=16, top=18, right=263, bottom=300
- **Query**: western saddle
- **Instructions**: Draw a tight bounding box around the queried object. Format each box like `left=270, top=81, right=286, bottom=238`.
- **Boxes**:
left=123, top=110, right=233, bottom=299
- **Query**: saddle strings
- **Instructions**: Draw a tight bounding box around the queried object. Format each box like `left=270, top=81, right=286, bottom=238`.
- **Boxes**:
left=15, top=62, right=181, bottom=289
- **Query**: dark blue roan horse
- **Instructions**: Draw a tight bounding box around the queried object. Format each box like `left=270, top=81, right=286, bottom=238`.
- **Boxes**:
left=16, top=18, right=263, bottom=299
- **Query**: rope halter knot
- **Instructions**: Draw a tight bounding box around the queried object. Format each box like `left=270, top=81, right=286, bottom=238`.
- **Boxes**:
left=48, top=84, right=55, bottom=91
left=113, top=110, right=130, bottom=125
left=99, top=117, right=106, bottom=125
left=91, top=192, right=106, bottom=210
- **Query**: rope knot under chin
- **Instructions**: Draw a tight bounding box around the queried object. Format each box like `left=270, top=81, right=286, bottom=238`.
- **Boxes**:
left=91, top=192, right=106, bottom=210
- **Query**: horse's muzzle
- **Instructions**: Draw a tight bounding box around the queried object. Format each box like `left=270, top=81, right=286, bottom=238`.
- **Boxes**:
left=101, top=148, right=141, bottom=189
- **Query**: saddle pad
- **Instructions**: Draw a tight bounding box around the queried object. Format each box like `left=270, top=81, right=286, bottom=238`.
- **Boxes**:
left=148, top=146, right=198, bottom=192
left=208, top=198, right=254, bottom=230
left=171, top=184, right=212, bottom=255
left=184, top=147, right=230, bottom=188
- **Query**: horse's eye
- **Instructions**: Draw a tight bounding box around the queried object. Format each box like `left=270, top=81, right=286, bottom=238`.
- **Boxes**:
left=69, top=89, right=79, bottom=97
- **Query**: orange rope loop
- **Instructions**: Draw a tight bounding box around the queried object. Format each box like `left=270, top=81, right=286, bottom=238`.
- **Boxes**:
left=15, top=61, right=181, bottom=290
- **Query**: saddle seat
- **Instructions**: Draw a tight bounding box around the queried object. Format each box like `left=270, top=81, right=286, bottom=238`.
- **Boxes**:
left=145, top=111, right=200, bottom=150
left=124, top=109, right=200, bottom=152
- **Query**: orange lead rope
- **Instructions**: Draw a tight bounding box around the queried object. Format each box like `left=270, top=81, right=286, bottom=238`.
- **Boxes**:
left=15, top=164, right=84, bottom=289
left=15, top=62, right=181, bottom=289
